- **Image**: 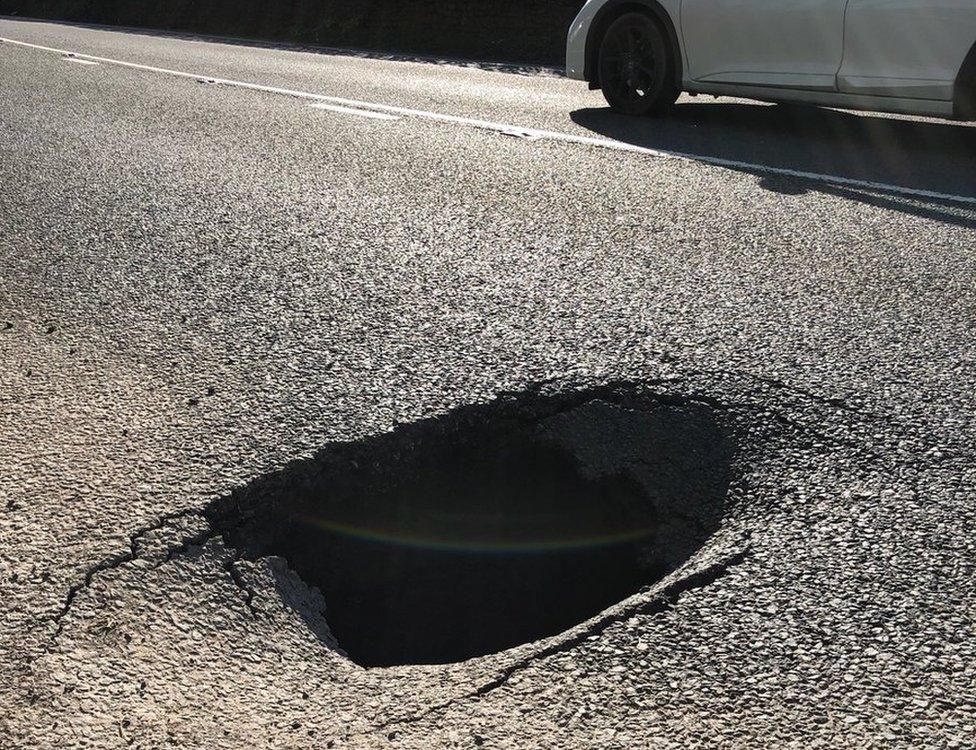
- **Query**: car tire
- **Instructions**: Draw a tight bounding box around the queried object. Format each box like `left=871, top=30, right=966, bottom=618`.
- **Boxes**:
left=598, top=12, right=678, bottom=116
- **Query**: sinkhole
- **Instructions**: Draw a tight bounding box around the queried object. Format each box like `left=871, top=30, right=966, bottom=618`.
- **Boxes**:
left=208, top=386, right=733, bottom=667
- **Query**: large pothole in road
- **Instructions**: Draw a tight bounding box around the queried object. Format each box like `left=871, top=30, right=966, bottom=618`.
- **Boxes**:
left=207, top=385, right=734, bottom=667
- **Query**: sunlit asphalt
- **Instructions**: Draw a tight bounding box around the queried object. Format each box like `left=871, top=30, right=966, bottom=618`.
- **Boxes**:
left=2, top=17, right=975, bottom=750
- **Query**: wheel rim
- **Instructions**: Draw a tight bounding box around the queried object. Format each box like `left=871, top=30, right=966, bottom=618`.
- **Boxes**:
left=602, top=20, right=660, bottom=105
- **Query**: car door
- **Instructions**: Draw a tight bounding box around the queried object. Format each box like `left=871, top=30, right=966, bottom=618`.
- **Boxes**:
left=838, top=0, right=976, bottom=101
left=680, top=0, right=849, bottom=91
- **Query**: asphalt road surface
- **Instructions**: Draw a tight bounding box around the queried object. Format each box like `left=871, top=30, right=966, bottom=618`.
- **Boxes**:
left=2, top=17, right=975, bottom=750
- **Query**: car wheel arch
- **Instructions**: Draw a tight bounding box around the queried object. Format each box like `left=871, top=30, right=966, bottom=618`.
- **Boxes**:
left=584, top=0, right=683, bottom=90
left=954, top=40, right=976, bottom=120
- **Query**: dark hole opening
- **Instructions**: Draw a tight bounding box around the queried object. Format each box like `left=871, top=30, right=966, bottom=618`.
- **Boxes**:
left=210, top=386, right=733, bottom=667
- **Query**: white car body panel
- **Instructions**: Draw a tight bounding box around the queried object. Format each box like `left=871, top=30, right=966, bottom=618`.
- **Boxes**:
left=838, top=0, right=976, bottom=100
left=566, top=0, right=976, bottom=119
left=565, top=0, right=599, bottom=81
left=680, top=0, right=847, bottom=91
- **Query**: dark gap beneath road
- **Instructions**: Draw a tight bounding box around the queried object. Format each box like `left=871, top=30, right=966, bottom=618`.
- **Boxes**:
left=207, top=385, right=734, bottom=667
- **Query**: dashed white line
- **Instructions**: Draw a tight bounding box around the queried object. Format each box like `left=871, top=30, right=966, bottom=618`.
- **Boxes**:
left=3, top=35, right=975, bottom=207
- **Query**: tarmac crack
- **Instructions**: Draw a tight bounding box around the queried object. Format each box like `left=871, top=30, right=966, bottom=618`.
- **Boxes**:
left=685, top=367, right=898, bottom=426
left=368, top=538, right=752, bottom=734
left=144, top=528, right=218, bottom=573
left=221, top=544, right=261, bottom=619
left=46, top=509, right=209, bottom=650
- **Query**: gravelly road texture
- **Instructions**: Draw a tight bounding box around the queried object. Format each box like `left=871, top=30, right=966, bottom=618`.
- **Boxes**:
left=1, top=17, right=975, bottom=750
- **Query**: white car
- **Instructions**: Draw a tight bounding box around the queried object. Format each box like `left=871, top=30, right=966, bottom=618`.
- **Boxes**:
left=566, top=0, right=976, bottom=120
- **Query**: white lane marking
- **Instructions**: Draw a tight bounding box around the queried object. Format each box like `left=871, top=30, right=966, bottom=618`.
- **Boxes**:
left=495, top=126, right=544, bottom=140
left=65, top=57, right=100, bottom=65
left=309, top=102, right=400, bottom=121
left=3, top=35, right=974, bottom=207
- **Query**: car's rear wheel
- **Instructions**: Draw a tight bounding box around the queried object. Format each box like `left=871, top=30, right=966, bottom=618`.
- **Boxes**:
left=598, top=12, right=678, bottom=116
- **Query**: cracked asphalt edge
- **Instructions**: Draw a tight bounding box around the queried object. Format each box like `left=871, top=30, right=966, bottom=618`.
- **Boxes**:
left=362, top=534, right=754, bottom=736
left=31, top=369, right=873, bottom=735
left=43, top=509, right=199, bottom=648
left=24, top=372, right=897, bottom=743
left=40, top=500, right=752, bottom=739
left=42, top=511, right=252, bottom=650
left=39, top=370, right=869, bottom=659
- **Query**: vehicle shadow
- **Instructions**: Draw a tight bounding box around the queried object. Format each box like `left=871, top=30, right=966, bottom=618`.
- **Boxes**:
left=571, top=102, right=976, bottom=227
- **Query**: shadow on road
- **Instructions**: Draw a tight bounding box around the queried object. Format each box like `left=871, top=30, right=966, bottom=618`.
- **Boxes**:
left=0, top=15, right=560, bottom=75
left=571, top=102, right=976, bottom=227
